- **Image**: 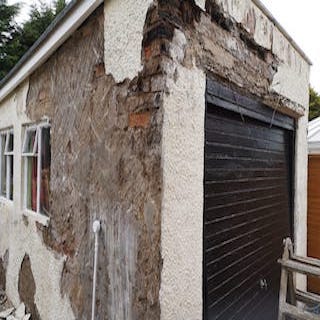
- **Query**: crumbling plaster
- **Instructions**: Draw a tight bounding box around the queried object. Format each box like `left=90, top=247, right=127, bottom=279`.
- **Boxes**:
left=0, top=81, right=75, bottom=320
left=212, top=0, right=310, bottom=108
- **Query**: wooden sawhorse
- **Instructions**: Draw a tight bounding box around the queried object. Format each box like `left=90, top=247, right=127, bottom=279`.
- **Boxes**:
left=278, top=238, right=320, bottom=320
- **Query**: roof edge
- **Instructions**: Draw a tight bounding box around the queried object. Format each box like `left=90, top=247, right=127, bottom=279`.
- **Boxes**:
left=0, top=0, right=103, bottom=103
left=252, top=0, right=312, bottom=66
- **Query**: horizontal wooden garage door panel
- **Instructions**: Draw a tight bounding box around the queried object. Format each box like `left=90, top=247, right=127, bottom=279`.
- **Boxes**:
left=208, top=263, right=280, bottom=320
left=205, top=125, right=285, bottom=148
left=205, top=176, right=286, bottom=194
left=206, top=247, right=282, bottom=305
left=206, top=114, right=285, bottom=142
left=205, top=185, right=286, bottom=208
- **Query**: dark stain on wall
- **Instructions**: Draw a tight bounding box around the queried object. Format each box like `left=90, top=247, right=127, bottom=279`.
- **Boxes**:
left=0, top=260, right=5, bottom=292
left=18, top=254, right=40, bottom=320
left=0, top=251, right=8, bottom=292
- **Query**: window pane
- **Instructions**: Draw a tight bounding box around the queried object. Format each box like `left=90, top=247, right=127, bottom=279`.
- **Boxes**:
left=26, top=157, right=37, bottom=211
left=23, top=130, right=37, bottom=154
left=6, top=132, right=13, bottom=153
left=9, top=155, right=13, bottom=200
left=0, top=135, right=6, bottom=196
left=40, top=127, right=51, bottom=215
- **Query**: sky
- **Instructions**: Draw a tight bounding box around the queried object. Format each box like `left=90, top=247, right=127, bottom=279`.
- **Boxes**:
left=6, top=0, right=320, bottom=92
left=261, top=0, right=320, bottom=92
left=7, top=0, right=57, bottom=22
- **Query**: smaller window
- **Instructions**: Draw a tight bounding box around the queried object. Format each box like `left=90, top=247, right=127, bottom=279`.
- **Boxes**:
left=0, top=129, right=14, bottom=201
left=22, top=127, right=38, bottom=155
left=22, top=123, right=51, bottom=215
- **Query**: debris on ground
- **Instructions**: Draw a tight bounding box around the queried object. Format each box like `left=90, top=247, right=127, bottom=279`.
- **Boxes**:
left=0, top=292, right=31, bottom=320
left=0, top=291, right=6, bottom=306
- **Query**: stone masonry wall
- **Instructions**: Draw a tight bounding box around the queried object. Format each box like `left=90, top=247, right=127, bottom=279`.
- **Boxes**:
left=26, top=5, right=164, bottom=320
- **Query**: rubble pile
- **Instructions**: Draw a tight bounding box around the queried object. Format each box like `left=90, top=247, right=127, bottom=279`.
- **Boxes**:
left=0, top=291, right=31, bottom=320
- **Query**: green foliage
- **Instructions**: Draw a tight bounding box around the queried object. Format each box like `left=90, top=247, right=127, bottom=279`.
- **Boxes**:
left=0, top=0, right=21, bottom=79
left=0, top=0, right=66, bottom=80
left=309, top=87, right=320, bottom=121
left=55, top=0, right=66, bottom=15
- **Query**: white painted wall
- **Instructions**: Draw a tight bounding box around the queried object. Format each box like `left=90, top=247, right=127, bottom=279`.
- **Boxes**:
left=195, top=0, right=206, bottom=10
left=160, top=30, right=206, bottom=320
left=0, top=82, right=75, bottom=320
left=104, top=0, right=154, bottom=83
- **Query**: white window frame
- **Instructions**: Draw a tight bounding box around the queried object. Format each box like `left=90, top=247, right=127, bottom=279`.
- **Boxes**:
left=0, top=129, right=14, bottom=201
left=22, top=122, right=51, bottom=215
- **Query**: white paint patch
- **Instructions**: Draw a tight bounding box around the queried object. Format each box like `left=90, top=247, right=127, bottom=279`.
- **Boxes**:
left=271, top=61, right=310, bottom=108
left=104, top=0, right=154, bottom=83
left=160, top=30, right=206, bottom=320
left=6, top=222, right=74, bottom=320
left=253, top=6, right=273, bottom=50
left=294, top=112, right=309, bottom=290
left=195, top=0, right=206, bottom=10
left=271, top=27, right=310, bottom=107
left=0, top=81, right=75, bottom=320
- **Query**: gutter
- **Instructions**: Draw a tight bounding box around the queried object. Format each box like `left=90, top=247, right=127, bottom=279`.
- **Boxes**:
left=0, top=0, right=103, bottom=103
left=252, top=0, right=312, bottom=66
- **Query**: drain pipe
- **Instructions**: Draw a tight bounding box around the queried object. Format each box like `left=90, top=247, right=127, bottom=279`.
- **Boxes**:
left=91, top=220, right=101, bottom=320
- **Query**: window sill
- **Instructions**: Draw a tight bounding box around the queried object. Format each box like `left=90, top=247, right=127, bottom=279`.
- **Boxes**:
left=23, top=209, right=50, bottom=227
left=0, top=197, right=14, bottom=207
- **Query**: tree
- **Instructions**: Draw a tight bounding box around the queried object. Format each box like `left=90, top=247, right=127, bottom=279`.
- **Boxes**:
left=0, top=0, right=66, bottom=80
left=0, top=0, right=21, bottom=79
left=309, top=87, right=320, bottom=121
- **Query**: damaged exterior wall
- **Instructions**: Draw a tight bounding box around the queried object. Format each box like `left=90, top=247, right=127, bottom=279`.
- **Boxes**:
left=144, top=0, right=309, bottom=318
left=0, top=81, right=75, bottom=319
left=26, top=5, right=163, bottom=320
left=0, top=0, right=310, bottom=319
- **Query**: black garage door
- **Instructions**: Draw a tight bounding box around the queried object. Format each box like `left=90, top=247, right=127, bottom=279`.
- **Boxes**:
left=204, top=80, right=294, bottom=320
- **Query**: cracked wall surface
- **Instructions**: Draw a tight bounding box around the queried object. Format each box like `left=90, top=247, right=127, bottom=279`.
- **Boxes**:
left=26, top=5, right=163, bottom=320
left=0, top=0, right=310, bottom=319
left=0, top=81, right=75, bottom=319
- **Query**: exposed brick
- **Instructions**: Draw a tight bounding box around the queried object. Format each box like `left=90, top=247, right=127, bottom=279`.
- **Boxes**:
left=144, top=46, right=153, bottom=61
left=129, top=111, right=151, bottom=128
left=94, top=63, right=105, bottom=78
